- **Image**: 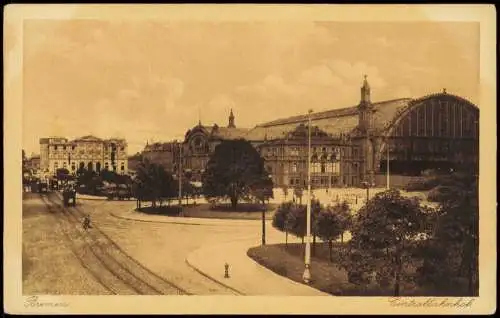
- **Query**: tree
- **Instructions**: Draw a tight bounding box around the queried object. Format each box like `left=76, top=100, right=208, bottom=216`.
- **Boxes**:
left=286, top=204, right=307, bottom=244
left=310, top=199, right=323, bottom=256
left=249, top=176, right=274, bottom=246
left=76, top=168, right=102, bottom=195
left=202, top=139, right=273, bottom=209
left=316, top=201, right=352, bottom=261
left=134, top=159, right=176, bottom=208
left=347, top=189, right=431, bottom=296
left=273, top=201, right=293, bottom=245
left=56, top=168, right=70, bottom=181
left=416, top=171, right=479, bottom=295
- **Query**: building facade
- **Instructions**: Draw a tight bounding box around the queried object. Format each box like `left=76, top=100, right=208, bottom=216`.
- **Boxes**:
left=39, top=135, right=128, bottom=175
left=142, top=77, right=479, bottom=189
left=26, top=155, right=41, bottom=172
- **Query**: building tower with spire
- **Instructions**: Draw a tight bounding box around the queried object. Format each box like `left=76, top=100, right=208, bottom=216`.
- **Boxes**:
left=228, top=109, right=236, bottom=128
left=358, top=75, right=373, bottom=132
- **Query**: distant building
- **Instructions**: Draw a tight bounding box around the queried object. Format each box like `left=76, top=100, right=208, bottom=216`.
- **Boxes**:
left=142, top=77, right=479, bottom=188
left=39, top=135, right=128, bottom=175
left=142, top=142, right=179, bottom=172
left=25, top=154, right=41, bottom=172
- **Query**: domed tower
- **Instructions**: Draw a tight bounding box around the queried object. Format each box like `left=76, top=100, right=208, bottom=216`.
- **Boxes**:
left=358, top=75, right=374, bottom=132
left=228, top=109, right=236, bottom=128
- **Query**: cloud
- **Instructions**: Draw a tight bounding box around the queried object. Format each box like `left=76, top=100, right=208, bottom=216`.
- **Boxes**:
left=298, top=65, right=344, bottom=87
left=236, top=59, right=387, bottom=111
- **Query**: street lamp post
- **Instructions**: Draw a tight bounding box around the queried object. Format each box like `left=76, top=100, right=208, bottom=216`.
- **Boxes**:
left=303, top=109, right=313, bottom=284
left=386, top=138, right=390, bottom=189
left=261, top=200, right=266, bottom=246
left=362, top=181, right=371, bottom=202
left=178, top=142, right=183, bottom=216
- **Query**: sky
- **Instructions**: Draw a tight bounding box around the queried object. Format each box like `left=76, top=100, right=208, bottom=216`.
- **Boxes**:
left=22, top=20, right=479, bottom=156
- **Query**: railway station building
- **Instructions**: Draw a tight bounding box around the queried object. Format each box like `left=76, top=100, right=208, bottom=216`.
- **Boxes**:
left=145, top=77, right=479, bottom=189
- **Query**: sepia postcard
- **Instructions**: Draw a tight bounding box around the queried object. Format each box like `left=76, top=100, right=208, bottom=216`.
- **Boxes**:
left=4, top=4, right=497, bottom=315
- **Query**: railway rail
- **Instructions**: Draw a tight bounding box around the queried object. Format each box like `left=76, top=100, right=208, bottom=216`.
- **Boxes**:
left=40, top=192, right=191, bottom=295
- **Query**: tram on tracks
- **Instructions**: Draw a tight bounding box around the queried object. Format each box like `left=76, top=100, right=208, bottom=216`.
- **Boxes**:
left=30, top=179, right=49, bottom=193
left=62, top=185, right=77, bottom=207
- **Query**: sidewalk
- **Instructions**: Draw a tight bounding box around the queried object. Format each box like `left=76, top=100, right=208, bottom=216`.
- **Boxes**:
left=76, top=193, right=109, bottom=200
left=111, top=208, right=329, bottom=295
left=186, top=238, right=330, bottom=296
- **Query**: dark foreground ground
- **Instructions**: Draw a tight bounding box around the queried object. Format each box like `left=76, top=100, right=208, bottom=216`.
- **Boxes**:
left=247, top=243, right=474, bottom=296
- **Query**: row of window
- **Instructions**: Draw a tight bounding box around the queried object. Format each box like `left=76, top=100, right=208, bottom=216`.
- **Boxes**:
left=264, top=146, right=345, bottom=156
left=288, top=176, right=357, bottom=187
left=51, top=145, right=125, bottom=151
left=53, top=161, right=126, bottom=171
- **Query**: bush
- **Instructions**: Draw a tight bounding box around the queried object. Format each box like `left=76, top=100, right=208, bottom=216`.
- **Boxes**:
left=404, top=178, right=439, bottom=191
left=209, top=203, right=270, bottom=212
left=427, top=185, right=455, bottom=202
left=137, top=206, right=182, bottom=216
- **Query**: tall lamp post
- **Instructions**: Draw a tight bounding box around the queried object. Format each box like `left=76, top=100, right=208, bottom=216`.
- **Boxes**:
left=178, top=142, right=183, bottom=216
left=386, top=138, right=390, bottom=189
left=303, top=109, right=313, bottom=284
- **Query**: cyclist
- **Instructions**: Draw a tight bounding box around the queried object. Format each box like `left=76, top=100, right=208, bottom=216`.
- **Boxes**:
left=83, top=214, right=92, bottom=230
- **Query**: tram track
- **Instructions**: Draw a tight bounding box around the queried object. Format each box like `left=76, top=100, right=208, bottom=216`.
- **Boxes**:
left=40, top=192, right=191, bottom=295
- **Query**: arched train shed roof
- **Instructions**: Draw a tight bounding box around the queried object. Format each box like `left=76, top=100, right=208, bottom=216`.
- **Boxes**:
left=254, top=92, right=478, bottom=138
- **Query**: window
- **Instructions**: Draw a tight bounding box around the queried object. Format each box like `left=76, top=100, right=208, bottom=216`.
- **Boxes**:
left=63, top=146, right=66, bottom=151
left=121, top=164, right=125, bottom=171
left=292, top=163, right=298, bottom=173
left=321, top=163, right=326, bottom=173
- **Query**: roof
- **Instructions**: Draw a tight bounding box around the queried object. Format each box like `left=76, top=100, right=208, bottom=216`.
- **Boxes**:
left=211, top=127, right=251, bottom=140
left=256, top=98, right=413, bottom=137
left=144, top=142, right=177, bottom=152
left=75, top=135, right=102, bottom=142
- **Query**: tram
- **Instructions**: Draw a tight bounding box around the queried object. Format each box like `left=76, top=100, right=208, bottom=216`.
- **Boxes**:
left=62, top=185, right=77, bottom=207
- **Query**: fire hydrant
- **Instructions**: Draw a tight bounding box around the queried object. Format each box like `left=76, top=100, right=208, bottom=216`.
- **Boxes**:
left=224, top=263, right=230, bottom=278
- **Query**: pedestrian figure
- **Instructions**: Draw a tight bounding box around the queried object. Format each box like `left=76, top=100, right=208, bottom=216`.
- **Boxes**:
left=83, top=215, right=92, bottom=230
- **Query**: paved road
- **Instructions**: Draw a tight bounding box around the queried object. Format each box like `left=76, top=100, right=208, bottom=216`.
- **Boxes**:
left=23, top=192, right=300, bottom=295
left=23, top=192, right=245, bottom=295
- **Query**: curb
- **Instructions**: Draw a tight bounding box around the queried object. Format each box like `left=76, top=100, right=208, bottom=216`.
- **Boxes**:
left=109, top=212, right=206, bottom=226
left=184, top=257, right=246, bottom=296
left=110, top=211, right=273, bottom=227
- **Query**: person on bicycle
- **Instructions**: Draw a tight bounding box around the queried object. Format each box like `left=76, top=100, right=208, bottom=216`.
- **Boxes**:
left=83, top=214, right=92, bottom=230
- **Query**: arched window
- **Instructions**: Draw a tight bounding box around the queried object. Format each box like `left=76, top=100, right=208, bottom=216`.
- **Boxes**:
left=96, top=162, right=101, bottom=172
left=88, top=162, right=93, bottom=171
left=192, top=136, right=207, bottom=154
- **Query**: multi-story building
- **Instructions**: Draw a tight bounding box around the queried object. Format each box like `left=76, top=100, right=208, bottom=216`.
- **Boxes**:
left=142, top=77, right=479, bottom=188
left=39, top=135, right=128, bottom=175
left=142, top=142, right=178, bottom=172
left=25, top=154, right=41, bottom=172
